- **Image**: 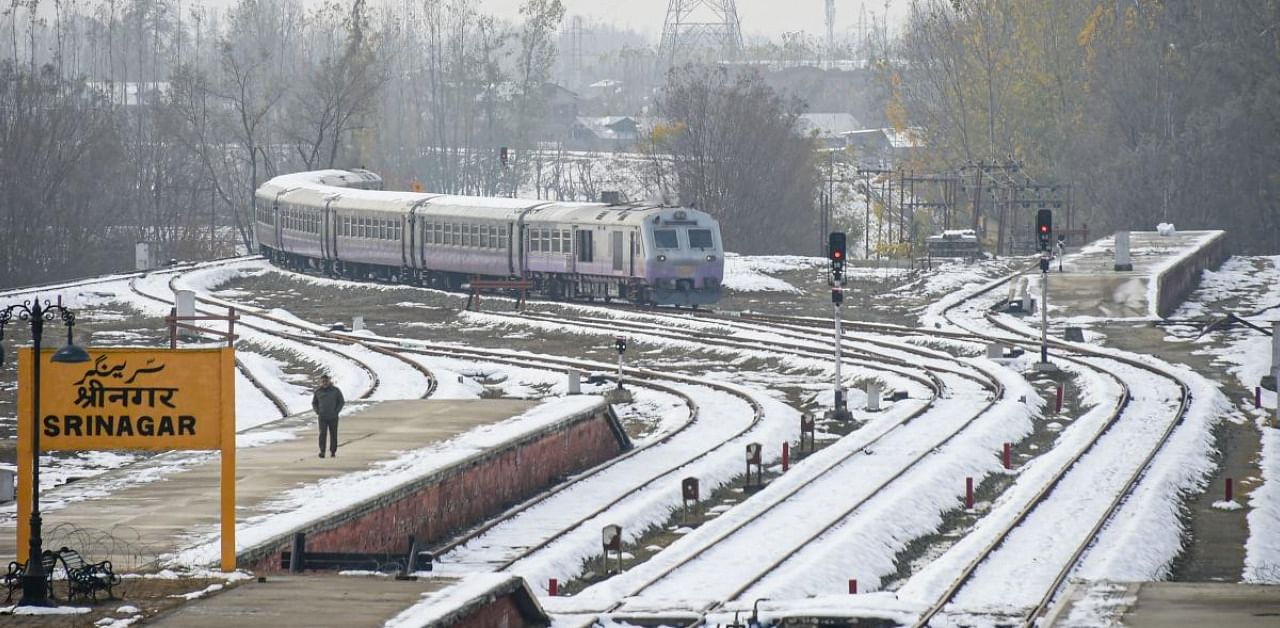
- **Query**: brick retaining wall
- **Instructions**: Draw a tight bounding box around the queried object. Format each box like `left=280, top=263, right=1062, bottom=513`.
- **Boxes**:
left=244, top=401, right=626, bottom=571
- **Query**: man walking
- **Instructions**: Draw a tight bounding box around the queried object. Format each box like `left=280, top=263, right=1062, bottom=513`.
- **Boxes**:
left=312, top=374, right=345, bottom=458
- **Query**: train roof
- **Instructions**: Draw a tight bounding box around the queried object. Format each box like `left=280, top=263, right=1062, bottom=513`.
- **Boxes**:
left=258, top=170, right=709, bottom=225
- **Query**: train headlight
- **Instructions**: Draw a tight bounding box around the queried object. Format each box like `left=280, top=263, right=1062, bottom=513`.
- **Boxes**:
left=657, top=254, right=667, bottom=262
left=705, top=255, right=716, bottom=262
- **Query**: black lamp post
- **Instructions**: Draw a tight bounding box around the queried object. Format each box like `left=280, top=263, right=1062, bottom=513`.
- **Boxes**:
left=0, top=297, right=90, bottom=606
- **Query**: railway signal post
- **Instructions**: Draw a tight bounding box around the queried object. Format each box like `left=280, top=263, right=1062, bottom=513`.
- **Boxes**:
left=1035, top=211, right=1056, bottom=371
left=828, top=232, right=853, bottom=420
left=607, top=336, right=633, bottom=403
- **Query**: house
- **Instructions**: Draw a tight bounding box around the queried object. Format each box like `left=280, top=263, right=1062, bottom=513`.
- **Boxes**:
left=842, top=126, right=927, bottom=162
left=798, top=113, right=862, bottom=148
left=570, top=116, right=644, bottom=150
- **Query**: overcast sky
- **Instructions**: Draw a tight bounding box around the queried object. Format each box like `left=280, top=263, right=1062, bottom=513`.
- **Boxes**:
left=482, top=0, right=908, bottom=40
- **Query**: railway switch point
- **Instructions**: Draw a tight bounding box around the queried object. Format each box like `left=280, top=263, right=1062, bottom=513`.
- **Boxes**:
left=601, top=524, right=624, bottom=575
left=745, top=443, right=764, bottom=489
left=799, top=413, right=816, bottom=452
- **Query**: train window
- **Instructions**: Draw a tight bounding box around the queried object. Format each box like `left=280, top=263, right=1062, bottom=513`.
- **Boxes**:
left=531, top=229, right=541, bottom=252
left=451, top=223, right=460, bottom=246
left=688, top=229, right=714, bottom=249
left=551, top=230, right=561, bottom=253
left=562, top=230, right=572, bottom=253
left=435, top=223, right=443, bottom=245
left=654, top=229, right=679, bottom=249
left=499, top=226, right=508, bottom=250
left=471, top=225, right=481, bottom=248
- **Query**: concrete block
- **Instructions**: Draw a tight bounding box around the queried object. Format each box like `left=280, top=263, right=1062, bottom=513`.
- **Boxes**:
left=866, top=382, right=881, bottom=412
left=1064, top=327, right=1085, bottom=342
left=567, top=371, right=581, bottom=395
left=352, top=316, right=365, bottom=332
left=1114, top=231, right=1133, bottom=271
left=176, top=289, right=196, bottom=319
left=0, top=469, right=13, bottom=502
left=986, top=343, right=1004, bottom=359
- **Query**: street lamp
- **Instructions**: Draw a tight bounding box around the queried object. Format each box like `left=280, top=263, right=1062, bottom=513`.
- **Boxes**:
left=0, top=296, right=90, bottom=606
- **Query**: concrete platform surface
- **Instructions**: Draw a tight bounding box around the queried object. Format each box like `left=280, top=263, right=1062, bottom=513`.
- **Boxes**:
left=1048, top=581, right=1280, bottom=627
left=146, top=574, right=453, bottom=628
left=1036, top=230, right=1223, bottom=319
left=1122, top=582, right=1280, bottom=627
left=0, top=398, right=558, bottom=569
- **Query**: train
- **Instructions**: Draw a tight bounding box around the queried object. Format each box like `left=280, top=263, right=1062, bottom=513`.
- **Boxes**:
left=253, top=169, right=724, bottom=306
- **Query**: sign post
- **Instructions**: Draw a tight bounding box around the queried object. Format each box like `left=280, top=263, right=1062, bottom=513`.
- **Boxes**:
left=17, top=347, right=238, bottom=570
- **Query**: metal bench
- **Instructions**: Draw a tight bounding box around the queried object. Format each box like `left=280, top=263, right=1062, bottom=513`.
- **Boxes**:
left=56, top=547, right=119, bottom=602
left=3, top=551, right=58, bottom=603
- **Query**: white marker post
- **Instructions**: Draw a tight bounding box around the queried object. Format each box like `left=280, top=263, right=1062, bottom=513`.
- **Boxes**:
left=1273, top=322, right=1279, bottom=423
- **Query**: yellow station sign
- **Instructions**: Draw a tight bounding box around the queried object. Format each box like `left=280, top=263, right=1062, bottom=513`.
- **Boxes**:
left=16, top=346, right=237, bottom=570
left=18, top=347, right=231, bottom=450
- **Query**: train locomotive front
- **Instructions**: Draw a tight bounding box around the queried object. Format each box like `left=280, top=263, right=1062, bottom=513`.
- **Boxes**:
left=254, top=169, right=724, bottom=307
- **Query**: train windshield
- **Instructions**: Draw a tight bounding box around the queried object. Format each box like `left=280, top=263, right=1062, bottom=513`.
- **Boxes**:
left=654, top=229, right=679, bottom=249
left=687, top=229, right=714, bottom=250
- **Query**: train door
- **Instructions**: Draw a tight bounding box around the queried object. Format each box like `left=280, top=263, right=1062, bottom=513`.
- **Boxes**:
left=320, top=200, right=333, bottom=260
left=577, top=230, right=594, bottom=264
left=402, top=214, right=412, bottom=269
left=629, top=231, right=636, bottom=276
left=611, top=231, right=624, bottom=273
left=506, top=221, right=516, bottom=276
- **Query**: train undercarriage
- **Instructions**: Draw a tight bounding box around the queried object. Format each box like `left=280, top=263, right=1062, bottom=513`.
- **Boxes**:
left=260, top=246, right=718, bottom=307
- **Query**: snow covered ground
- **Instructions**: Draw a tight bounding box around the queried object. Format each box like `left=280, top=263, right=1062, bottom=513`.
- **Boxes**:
left=0, top=248, right=1274, bottom=626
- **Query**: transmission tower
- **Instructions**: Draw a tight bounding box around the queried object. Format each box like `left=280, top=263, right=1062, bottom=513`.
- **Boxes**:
left=658, top=0, right=744, bottom=68
left=826, top=0, right=836, bottom=69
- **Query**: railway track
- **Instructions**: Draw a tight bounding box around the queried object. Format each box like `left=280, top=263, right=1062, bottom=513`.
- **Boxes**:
left=436, top=302, right=1026, bottom=619
left=140, top=258, right=1198, bottom=626
left=700, top=274, right=1194, bottom=627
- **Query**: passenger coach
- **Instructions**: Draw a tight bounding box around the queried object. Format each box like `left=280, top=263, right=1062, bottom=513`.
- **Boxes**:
left=254, top=169, right=724, bottom=307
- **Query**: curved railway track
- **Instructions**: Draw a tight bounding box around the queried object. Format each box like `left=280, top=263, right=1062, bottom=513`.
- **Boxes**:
left=448, top=304, right=1018, bottom=618
left=131, top=258, right=1197, bottom=627
left=700, top=273, right=1193, bottom=628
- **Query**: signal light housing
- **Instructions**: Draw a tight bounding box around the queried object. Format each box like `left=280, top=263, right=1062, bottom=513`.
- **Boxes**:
left=1035, top=209, right=1053, bottom=251
left=828, top=232, right=847, bottom=284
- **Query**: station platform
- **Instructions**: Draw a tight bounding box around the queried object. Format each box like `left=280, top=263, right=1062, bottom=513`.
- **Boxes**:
left=146, top=573, right=549, bottom=628
left=1037, top=230, right=1225, bottom=319
left=0, top=396, right=625, bottom=574
left=1047, top=581, right=1280, bottom=627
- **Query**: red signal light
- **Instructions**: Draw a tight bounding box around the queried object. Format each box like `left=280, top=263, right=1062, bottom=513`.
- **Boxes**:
left=833, top=251, right=842, bottom=259
left=1039, top=225, right=1048, bottom=232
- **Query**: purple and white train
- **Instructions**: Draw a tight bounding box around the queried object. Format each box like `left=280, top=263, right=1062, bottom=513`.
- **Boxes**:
left=254, top=169, right=724, bottom=306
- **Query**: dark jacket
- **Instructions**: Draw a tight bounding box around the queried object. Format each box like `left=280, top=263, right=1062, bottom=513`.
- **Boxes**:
left=312, top=384, right=345, bottom=421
